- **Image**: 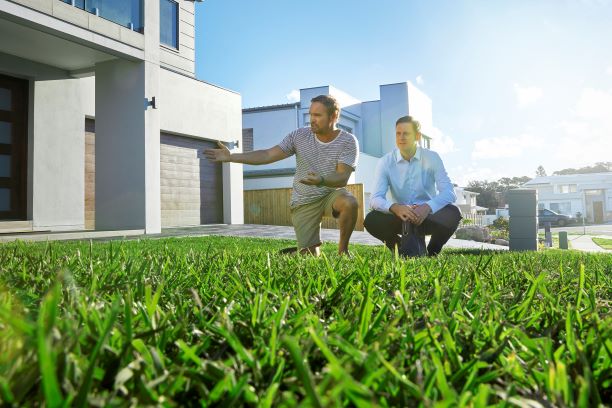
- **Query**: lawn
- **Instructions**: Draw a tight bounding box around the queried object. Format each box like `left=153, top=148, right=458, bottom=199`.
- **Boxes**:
left=0, top=236, right=610, bottom=407
left=592, top=237, right=612, bottom=251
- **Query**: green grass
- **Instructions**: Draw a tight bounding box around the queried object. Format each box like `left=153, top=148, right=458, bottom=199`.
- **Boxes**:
left=0, top=236, right=610, bottom=406
left=592, top=238, right=612, bottom=250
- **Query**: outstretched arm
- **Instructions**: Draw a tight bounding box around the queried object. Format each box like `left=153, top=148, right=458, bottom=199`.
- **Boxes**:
left=204, top=142, right=290, bottom=165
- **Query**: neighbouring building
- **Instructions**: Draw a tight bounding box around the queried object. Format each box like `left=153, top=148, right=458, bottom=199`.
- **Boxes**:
left=522, top=173, right=612, bottom=223
left=242, top=83, right=434, bottom=207
left=0, top=0, right=243, bottom=234
left=454, top=187, right=487, bottom=215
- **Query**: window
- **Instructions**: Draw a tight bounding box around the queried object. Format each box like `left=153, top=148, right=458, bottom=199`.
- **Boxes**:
left=556, top=184, right=577, bottom=194
left=550, top=202, right=571, bottom=215
left=61, top=0, right=143, bottom=32
left=242, top=128, right=254, bottom=152
left=160, top=0, right=179, bottom=49
left=337, top=123, right=353, bottom=134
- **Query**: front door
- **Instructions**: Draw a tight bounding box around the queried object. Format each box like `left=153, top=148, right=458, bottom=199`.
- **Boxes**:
left=0, top=74, right=28, bottom=220
left=593, top=201, right=604, bottom=224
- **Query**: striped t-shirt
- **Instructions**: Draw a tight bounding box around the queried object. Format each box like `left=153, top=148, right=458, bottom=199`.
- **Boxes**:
left=278, top=127, right=359, bottom=207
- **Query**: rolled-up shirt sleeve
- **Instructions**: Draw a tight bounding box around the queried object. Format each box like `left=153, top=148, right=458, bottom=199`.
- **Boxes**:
left=370, top=157, right=393, bottom=213
left=425, top=153, right=456, bottom=214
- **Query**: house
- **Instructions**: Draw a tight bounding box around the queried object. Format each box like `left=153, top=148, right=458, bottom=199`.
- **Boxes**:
left=242, top=82, right=434, bottom=207
left=0, top=0, right=243, bottom=234
left=454, top=187, right=487, bottom=215
left=522, top=173, right=612, bottom=223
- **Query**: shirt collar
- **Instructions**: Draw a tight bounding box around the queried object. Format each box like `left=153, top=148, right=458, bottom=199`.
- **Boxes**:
left=394, top=146, right=422, bottom=163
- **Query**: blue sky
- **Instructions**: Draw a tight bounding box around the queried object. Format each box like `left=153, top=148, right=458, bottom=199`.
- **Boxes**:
left=194, top=0, right=612, bottom=186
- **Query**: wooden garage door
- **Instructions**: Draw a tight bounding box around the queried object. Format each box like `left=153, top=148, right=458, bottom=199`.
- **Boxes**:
left=161, top=133, right=223, bottom=226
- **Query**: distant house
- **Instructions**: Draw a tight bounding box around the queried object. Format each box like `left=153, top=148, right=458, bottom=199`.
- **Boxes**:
left=454, top=187, right=487, bottom=215
left=522, top=173, right=612, bottom=223
left=0, top=0, right=243, bottom=234
left=242, top=82, right=434, bottom=206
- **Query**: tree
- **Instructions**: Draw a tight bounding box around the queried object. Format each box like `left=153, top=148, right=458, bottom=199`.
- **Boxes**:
left=536, top=165, right=547, bottom=177
left=552, top=162, right=612, bottom=175
left=466, top=176, right=533, bottom=213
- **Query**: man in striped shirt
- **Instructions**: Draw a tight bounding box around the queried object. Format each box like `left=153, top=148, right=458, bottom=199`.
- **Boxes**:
left=205, top=95, right=359, bottom=256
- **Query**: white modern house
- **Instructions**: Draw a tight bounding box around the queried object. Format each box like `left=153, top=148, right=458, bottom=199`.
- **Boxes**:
left=523, top=173, right=612, bottom=223
left=242, top=83, right=434, bottom=206
left=0, top=0, right=243, bottom=234
left=454, top=187, right=486, bottom=215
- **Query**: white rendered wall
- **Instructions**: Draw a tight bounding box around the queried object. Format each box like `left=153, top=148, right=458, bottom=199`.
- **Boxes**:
left=242, top=108, right=298, bottom=172
left=243, top=176, right=294, bottom=191
left=379, top=83, right=409, bottom=155
left=32, top=78, right=85, bottom=230
left=353, top=152, right=379, bottom=197
left=95, top=59, right=150, bottom=231
left=361, top=100, right=382, bottom=157
left=407, top=82, right=433, bottom=135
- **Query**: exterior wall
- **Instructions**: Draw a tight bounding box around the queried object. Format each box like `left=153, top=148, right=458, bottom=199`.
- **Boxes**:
left=32, top=78, right=85, bottom=230
left=379, top=83, right=409, bottom=155
left=158, top=68, right=243, bottom=224
left=244, top=175, right=294, bottom=190
left=242, top=107, right=297, bottom=172
left=160, top=0, right=195, bottom=76
left=361, top=101, right=381, bottom=157
left=407, top=82, right=433, bottom=136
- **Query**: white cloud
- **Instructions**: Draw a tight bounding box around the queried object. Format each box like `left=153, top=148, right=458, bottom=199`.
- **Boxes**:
left=286, top=89, right=300, bottom=102
left=428, top=126, right=455, bottom=154
left=416, top=75, right=424, bottom=85
left=448, top=165, right=501, bottom=187
left=554, top=87, right=612, bottom=164
left=513, top=83, right=543, bottom=108
left=472, top=133, right=544, bottom=160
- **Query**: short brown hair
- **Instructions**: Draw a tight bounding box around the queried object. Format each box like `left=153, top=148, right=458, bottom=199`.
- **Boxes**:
left=396, top=115, right=421, bottom=133
left=311, top=94, right=340, bottom=118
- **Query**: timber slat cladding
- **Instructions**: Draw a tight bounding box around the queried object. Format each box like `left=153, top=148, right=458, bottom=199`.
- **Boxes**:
left=244, top=184, right=365, bottom=231
left=84, top=119, right=95, bottom=229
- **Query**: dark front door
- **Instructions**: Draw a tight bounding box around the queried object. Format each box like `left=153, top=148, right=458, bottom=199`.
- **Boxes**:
left=0, top=74, right=28, bottom=220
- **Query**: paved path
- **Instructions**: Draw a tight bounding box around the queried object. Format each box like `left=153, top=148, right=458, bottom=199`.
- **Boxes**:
left=0, top=224, right=505, bottom=250
left=160, top=224, right=508, bottom=251
left=2, top=224, right=609, bottom=253
left=568, top=234, right=612, bottom=253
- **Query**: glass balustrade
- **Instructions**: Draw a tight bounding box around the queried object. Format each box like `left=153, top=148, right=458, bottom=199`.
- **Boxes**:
left=60, top=0, right=143, bottom=33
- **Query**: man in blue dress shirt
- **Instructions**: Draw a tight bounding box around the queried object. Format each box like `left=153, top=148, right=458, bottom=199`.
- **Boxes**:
left=365, top=115, right=462, bottom=257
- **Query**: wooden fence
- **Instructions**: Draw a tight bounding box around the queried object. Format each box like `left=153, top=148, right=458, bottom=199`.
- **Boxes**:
left=244, top=184, right=365, bottom=231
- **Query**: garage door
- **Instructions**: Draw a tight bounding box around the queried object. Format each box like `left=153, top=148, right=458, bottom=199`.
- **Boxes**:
left=160, top=133, right=223, bottom=226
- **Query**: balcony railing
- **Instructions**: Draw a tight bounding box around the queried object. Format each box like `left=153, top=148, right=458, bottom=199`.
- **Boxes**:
left=61, top=0, right=144, bottom=33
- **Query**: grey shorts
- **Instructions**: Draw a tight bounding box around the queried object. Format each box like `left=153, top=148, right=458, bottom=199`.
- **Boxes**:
left=290, top=188, right=350, bottom=249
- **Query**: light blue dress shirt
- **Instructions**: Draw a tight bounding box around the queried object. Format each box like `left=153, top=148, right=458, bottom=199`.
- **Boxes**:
left=370, top=146, right=457, bottom=214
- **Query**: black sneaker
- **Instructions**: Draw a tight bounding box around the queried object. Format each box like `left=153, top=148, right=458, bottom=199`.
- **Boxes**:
left=400, top=222, right=427, bottom=258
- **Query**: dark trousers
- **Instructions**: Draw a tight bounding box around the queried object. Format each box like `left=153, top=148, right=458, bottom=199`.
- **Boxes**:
left=364, top=205, right=462, bottom=256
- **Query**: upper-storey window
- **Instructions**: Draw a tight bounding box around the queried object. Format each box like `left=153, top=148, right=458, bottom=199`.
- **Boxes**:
left=61, top=0, right=144, bottom=33
left=160, top=0, right=179, bottom=49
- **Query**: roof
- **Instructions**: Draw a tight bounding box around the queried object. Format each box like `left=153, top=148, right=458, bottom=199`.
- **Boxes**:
left=243, top=103, right=300, bottom=113
left=523, top=172, right=612, bottom=186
